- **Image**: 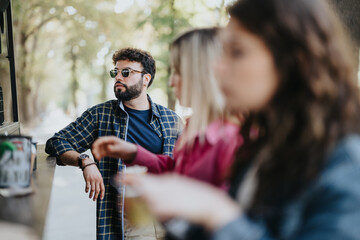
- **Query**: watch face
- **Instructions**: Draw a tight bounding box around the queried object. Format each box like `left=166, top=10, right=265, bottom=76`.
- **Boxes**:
left=79, top=154, right=89, bottom=160
left=78, top=154, right=89, bottom=168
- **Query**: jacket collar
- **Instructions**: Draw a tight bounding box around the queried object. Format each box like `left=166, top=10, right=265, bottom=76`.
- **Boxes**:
left=114, top=95, right=160, bottom=118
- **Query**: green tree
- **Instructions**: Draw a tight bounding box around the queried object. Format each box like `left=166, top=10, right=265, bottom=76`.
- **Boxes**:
left=137, top=0, right=190, bottom=110
left=7, top=0, right=232, bottom=126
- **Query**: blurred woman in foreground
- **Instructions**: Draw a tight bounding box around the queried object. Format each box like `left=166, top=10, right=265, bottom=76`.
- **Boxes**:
left=93, top=28, right=242, bottom=187
left=123, top=0, right=360, bottom=239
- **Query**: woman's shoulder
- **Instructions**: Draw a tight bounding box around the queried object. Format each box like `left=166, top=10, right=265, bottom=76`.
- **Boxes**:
left=205, top=120, right=241, bottom=145
left=326, top=134, right=360, bottom=170
left=278, top=135, right=360, bottom=240
left=316, top=134, right=360, bottom=191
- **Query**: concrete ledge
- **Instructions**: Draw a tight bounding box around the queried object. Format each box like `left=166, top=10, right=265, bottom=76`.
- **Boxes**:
left=0, top=122, right=20, bottom=135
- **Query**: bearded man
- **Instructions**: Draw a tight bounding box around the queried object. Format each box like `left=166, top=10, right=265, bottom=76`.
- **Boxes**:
left=45, top=48, right=182, bottom=240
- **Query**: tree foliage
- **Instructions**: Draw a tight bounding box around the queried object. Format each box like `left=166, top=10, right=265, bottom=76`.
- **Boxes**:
left=1, top=0, right=231, bottom=124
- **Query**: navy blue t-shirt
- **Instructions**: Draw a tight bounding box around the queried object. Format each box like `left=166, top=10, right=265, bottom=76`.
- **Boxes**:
left=124, top=105, right=163, bottom=154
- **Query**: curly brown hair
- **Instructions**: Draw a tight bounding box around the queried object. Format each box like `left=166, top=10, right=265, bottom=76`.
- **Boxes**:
left=228, top=0, right=360, bottom=218
left=112, top=47, right=156, bottom=87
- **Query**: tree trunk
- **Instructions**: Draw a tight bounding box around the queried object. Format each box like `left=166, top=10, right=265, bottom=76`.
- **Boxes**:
left=166, top=65, right=176, bottom=110
left=167, top=0, right=176, bottom=111
left=18, top=85, right=32, bottom=123
left=100, top=57, right=109, bottom=102
left=70, top=46, right=79, bottom=115
left=17, top=31, right=31, bottom=123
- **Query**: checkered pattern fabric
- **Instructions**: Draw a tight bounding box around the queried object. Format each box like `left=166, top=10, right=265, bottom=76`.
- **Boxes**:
left=45, top=96, right=182, bottom=240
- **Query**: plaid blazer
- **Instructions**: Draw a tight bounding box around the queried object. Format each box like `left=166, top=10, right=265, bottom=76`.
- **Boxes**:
left=45, top=96, right=182, bottom=240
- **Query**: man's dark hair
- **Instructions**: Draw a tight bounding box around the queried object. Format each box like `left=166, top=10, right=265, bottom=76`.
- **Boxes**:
left=112, top=47, right=156, bottom=88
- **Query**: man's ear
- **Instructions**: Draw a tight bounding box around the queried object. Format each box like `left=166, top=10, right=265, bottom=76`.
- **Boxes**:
left=143, top=73, right=151, bottom=87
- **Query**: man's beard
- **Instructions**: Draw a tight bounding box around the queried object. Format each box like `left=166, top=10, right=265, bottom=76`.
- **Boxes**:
left=114, top=79, right=143, bottom=101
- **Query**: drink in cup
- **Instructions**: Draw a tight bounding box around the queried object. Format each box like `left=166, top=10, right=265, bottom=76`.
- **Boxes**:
left=123, top=165, right=152, bottom=227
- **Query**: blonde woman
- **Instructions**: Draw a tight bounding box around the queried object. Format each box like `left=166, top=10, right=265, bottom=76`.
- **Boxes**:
left=92, top=28, right=242, bottom=188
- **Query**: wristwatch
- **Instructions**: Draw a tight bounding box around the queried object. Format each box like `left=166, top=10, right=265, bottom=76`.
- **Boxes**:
left=78, top=153, right=90, bottom=169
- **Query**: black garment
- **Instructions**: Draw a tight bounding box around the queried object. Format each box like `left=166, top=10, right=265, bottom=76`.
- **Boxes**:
left=124, top=105, right=163, bottom=154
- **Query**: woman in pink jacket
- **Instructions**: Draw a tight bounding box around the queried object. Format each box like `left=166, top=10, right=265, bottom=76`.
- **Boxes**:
left=92, top=27, right=243, bottom=188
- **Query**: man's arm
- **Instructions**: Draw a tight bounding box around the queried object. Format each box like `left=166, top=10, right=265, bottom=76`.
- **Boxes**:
left=59, top=150, right=81, bottom=166
left=45, top=108, right=104, bottom=201
left=45, top=109, right=98, bottom=160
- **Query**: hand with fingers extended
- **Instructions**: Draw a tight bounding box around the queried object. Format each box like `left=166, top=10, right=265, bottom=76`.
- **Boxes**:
left=92, top=136, right=138, bottom=162
left=83, top=164, right=105, bottom=201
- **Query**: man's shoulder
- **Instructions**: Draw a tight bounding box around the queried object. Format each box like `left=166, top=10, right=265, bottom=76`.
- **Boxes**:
left=87, top=99, right=118, bottom=112
left=153, top=102, right=180, bottom=119
left=152, top=102, right=184, bottom=138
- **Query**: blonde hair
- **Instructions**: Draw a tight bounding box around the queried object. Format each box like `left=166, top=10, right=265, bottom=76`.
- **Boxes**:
left=170, top=28, right=225, bottom=149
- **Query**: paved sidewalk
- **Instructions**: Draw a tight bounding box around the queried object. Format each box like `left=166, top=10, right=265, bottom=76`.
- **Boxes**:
left=42, top=164, right=96, bottom=240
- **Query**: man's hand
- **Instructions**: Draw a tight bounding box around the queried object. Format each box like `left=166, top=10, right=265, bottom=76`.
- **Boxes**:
left=82, top=162, right=105, bottom=201
left=58, top=151, right=105, bottom=201
left=92, top=136, right=138, bottom=162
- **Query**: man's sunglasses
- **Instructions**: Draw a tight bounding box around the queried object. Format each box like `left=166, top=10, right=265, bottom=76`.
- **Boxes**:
left=109, top=67, right=146, bottom=78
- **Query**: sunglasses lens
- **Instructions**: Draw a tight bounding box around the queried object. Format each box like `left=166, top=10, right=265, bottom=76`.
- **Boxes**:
left=121, top=69, right=130, bottom=78
left=110, top=70, right=117, bottom=78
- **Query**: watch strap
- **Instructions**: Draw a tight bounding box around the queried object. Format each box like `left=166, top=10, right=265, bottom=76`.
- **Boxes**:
left=82, top=162, right=97, bottom=171
left=78, top=158, right=82, bottom=168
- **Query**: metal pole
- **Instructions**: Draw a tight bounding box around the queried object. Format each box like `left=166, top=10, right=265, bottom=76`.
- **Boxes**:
left=6, top=0, right=19, bottom=122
